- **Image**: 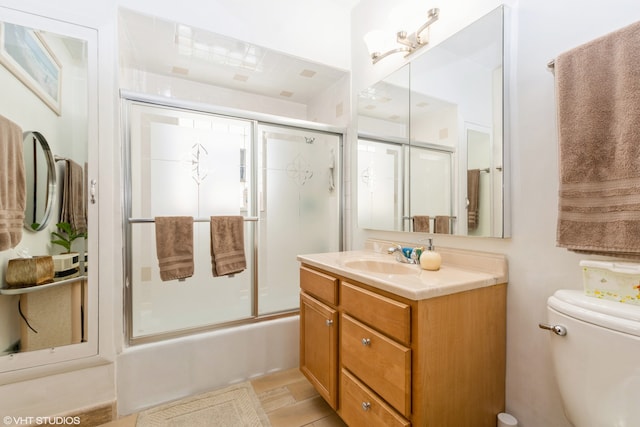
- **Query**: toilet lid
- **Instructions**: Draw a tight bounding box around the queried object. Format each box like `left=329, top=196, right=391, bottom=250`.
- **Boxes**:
left=549, top=290, right=640, bottom=337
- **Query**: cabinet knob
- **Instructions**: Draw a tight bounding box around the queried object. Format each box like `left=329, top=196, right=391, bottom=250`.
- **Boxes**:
left=326, top=319, right=333, bottom=326
left=362, top=401, right=371, bottom=411
left=361, top=338, right=371, bottom=346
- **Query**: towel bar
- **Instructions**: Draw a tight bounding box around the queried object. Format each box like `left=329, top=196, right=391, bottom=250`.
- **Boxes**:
left=406, top=216, right=457, bottom=222
left=128, top=217, right=259, bottom=224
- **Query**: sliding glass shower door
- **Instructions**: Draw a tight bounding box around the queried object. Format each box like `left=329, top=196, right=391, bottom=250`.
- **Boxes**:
left=257, top=125, right=341, bottom=314
left=126, top=102, right=255, bottom=339
left=123, top=97, right=342, bottom=342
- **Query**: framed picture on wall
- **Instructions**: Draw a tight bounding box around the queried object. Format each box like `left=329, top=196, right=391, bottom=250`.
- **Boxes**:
left=0, top=22, right=62, bottom=115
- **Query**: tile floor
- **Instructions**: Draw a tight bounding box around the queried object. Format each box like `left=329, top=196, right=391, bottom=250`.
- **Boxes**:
left=99, top=368, right=346, bottom=427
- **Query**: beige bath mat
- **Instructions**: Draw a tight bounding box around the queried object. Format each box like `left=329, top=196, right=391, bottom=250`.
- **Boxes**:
left=136, top=382, right=271, bottom=427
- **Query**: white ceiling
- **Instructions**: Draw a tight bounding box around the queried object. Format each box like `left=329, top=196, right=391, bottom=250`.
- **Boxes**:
left=118, top=8, right=351, bottom=105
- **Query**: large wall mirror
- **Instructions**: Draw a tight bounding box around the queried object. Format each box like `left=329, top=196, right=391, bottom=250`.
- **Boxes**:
left=357, top=6, right=509, bottom=238
left=0, top=8, right=98, bottom=373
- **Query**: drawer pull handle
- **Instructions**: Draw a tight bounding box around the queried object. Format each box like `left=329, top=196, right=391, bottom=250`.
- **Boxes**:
left=362, top=401, right=371, bottom=411
left=326, top=319, right=333, bottom=326
left=361, top=338, right=371, bottom=346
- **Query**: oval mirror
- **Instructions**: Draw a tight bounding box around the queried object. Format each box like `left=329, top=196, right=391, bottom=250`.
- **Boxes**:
left=23, top=130, right=56, bottom=231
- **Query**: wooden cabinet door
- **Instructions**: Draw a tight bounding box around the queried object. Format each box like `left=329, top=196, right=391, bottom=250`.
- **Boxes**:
left=300, top=292, right=338, bottom=409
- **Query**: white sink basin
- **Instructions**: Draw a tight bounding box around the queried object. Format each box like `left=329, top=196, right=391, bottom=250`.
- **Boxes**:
left=342, top=259, right=418, bottom=275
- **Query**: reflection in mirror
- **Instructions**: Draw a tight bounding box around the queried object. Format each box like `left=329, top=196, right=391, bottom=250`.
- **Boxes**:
left=357, top=6, right=508, bottom=237
left=22, top=131, right=56, bottom=231
left=357, top=138, right=404, bottom=230
left=357, top=64, right=410, bottom=231
left=466, top=125, right=494, bottom=236
left=409, top=143, right=454, bottom=233
left=358, top=64, right=410, bottom=143
left=0, top=12, right=95, bottom=368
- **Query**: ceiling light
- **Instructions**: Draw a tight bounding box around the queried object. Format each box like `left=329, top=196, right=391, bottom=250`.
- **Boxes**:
left=364, top=8, right=440, bottom=64
left=174, top=25, right=265, bottom=71
left=300, top=69, right=316, bottom=78
left=171, top=66, right=189, bottom=76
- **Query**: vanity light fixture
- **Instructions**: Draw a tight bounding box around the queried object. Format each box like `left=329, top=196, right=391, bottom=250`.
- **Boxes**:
left=365, top=7, right=440, bottom=64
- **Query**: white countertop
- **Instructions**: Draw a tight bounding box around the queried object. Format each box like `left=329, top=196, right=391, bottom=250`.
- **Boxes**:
left=297, top=243, right=508, bottom=301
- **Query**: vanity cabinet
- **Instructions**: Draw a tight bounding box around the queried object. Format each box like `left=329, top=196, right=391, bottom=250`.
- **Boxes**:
left=299, top=264, right=507, bottom=427
left=299, top=266, right=339, bottom=409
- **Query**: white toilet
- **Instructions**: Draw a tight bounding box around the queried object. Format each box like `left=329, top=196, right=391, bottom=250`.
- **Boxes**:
left=543, top=290, right=640, bottom=427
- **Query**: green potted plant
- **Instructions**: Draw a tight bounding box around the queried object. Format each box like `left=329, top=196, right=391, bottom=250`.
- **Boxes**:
left=51, top=222, right=86, bottom=253
left=50, top=222, right=86, bottom=279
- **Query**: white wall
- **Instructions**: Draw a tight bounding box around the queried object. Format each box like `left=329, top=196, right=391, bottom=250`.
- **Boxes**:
left=351, top=0, right=640, bottom=426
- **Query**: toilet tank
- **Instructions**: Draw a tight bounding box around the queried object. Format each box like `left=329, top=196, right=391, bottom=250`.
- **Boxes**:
left=547, top=290, right=640, bottom=427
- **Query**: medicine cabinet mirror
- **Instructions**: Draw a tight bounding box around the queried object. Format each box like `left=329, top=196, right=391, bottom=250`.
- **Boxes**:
left=357, top=6, right=509, bottom=238
left=0, top=9, right=98, bottom=373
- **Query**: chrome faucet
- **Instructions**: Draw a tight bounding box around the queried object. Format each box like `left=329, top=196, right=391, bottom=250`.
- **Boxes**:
left=387, top=244, right=418, bottom=264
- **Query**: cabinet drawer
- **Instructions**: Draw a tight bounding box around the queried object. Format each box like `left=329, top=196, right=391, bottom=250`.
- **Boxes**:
left=300, top=266, right=338, bottom=305
left=341, top=281, right=410, bottom=345
left=341, top=314, right=411, bottom=416
left=340, top=368, right=410, bottom=427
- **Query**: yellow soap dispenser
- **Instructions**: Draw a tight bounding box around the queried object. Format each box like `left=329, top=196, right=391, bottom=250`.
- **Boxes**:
left=419, top=238, right=441, bottom=271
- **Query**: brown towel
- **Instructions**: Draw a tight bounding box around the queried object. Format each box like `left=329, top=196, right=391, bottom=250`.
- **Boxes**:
left=0, top=115, right=26, bottom=251
left=555, top=21, right=640, bottom=257
left=435, top=216, right=450, bottom=234
left=210, top=216, right=246, bottom=276
left=467, top=169, right=480, bottom=230
left=60, top=159, right=86, bottom=234
left=155, top=216, right=194, bottom=281
left=413, top=216, right=430, bottom=232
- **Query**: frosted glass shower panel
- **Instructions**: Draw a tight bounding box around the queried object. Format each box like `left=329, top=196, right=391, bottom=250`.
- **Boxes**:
left=258, top=125, right=341, bottom=314
left=129, top=104, right=251, bottom=218
left=127, top=103, right=254, bottom=338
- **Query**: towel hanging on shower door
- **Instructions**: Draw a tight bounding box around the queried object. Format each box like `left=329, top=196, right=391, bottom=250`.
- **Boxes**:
left=210, top=216, right=246, bottom=277
left=155, top=216, right=194, bottom=281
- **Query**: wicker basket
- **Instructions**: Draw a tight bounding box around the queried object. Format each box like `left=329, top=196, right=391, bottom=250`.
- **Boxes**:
left=5, top=256, right=55, bottom=288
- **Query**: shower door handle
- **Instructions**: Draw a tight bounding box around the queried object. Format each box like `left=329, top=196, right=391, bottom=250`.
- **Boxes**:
left=538, top=323, right=567, bottom=336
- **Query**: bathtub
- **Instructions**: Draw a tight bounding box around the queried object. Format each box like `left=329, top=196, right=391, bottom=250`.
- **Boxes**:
left=115, top=315, right=299, bottom=415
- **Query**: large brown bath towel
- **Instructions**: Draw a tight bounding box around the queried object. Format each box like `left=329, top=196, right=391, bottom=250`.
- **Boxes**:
left=155, top=216, right=194, bottom=281
left=210, top=216, right=246, bottom=277
left=0, top=115, right=26, bottom=251
left=555, top=21, right=640, bottom=257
